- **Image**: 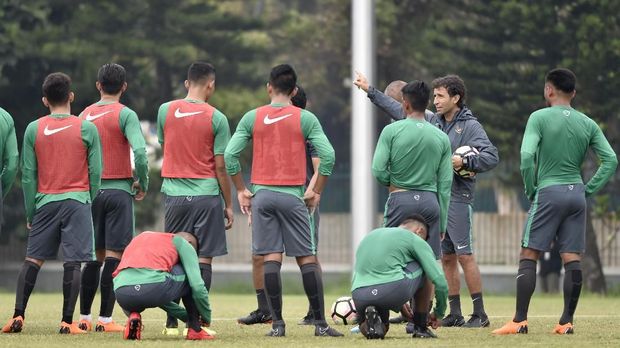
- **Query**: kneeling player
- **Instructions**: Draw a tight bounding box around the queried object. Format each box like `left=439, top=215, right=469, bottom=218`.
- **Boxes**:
left=352, top=215, right=448, bottom=339
left=113, top=232, right=213, bottom=340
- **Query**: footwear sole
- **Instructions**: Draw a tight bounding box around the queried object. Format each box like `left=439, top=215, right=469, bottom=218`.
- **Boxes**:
left=365, top=307, right=384, bottom=339
left=125, top=318, right=141, bottom=340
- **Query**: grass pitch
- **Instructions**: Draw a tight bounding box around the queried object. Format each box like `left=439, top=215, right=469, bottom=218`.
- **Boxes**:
left=0, top=292, right=619, bottom=347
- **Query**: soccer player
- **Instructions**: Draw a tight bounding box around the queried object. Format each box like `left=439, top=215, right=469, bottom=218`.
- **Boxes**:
left=372, top=80, right=452, bottom=261
left=2, top=72, right=102, bottom=334
left=225, top=64, right=342, bottom=337
left=356, top=72, right=499, bottom=327
left=113, top=231, right=213, bottom=340
left=236, top=85, right=322, bottom=326
left=78, top=63, right=149, bottom=333
left=0, top=106, right=19, bottom=235
left=353, top=215, right=448, bottom=339
left=157, top=61, right=233, bottom=334
left=493, top=68, right=618, bottom=335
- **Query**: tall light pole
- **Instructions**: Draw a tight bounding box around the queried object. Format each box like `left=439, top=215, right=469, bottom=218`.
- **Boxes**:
left=351, top=0, right=376, bottom=264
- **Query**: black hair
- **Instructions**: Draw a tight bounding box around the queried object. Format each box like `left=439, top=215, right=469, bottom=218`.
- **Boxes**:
left=545, top=68, right=576, bottom=94
left=399, top=214, right=429, bottom=240
left=291, top=85, right=306, bottom=109
left=401, top=80, right=430, bottom=112
left=269, top=64, right=297, bottom=95
left=97, top=63, right=126, bottom=95
left=42, top=72, right=72, bottom=106
left=431, top=75, right=466, bottom=108
left=187, top=61, right=216, bottom=84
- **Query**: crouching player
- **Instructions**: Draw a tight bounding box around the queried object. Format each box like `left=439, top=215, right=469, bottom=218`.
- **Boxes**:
left=113, top=231, right=213, bottom=340
left=352, top=215, right=448, bottom=339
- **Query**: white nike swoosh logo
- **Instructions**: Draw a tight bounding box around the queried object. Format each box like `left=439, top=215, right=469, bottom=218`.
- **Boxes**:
left=263, top=113, right=293, bottom=125
left=457, top=244, right=468, bottom=250
left=43, top=124, right=73, bottom=136
left=174, top=108, right=203, bottom=118
left=516, top=274, right=525, bottom=279
left=318, top=327, right=329, bottom=335
left=85, top=110, right=112, bottom=121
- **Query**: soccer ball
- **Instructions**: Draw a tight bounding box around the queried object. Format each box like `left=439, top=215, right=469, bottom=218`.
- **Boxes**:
left=330, top=296, right=357, bottom=325
left=453, top=145, right=479, bottom=177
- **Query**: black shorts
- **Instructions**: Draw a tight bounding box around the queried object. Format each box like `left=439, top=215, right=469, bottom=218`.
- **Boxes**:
left=352, top=261, right=425, bottom=324
left=384, top=190, right=441, bottom=259
left=522, top=184, right=586, bottom=253
left=442, top=202, right=474, bottom=255
left=115, top=265, right=190, bottom=313
left=26, top=200, right=95, bottom=262
left=92, top=189, right=134, bottom=251
left=164, top=195, right=227, bottom=258
left=251, top=190, right=315, bottom=257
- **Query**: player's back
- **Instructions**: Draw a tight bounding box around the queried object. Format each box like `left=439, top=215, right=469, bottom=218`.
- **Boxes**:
left=352, top=227, right=425, bottom=289
left=528, top=106, right=597, bottom=188
left=384, top=118, right=450, bottom=191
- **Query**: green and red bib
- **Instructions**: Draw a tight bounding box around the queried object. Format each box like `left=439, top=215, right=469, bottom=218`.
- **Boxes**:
left=162, top=100, right=216, bottom=179
left=35, top=116, right=89, bottom=194
left=251, top=105, right=306, bottom=185
left=113, top=232, right=179, bottom=276
left=81, top=102, right=132, bottom=179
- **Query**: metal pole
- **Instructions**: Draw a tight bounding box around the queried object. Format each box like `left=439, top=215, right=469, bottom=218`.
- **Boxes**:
left=351, top=0, right=376, bottom=264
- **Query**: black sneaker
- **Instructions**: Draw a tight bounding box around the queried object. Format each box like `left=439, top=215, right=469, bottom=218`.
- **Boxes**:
left=364, top=306, right=385, bottom=339
left=266, top=321, right=285, bottom=337
left=237, top=309, right=272, bottom=325
left=441, top=313, right=465, bottom=327
left=410, top=324, right=438, bottom=338
left=315, top=325, right=344, bottom=337
left=463, top=313, right=490, bottom=328
left=388, top=314, right=406, bottom=324
left=298, top=311, right=313, bottom=325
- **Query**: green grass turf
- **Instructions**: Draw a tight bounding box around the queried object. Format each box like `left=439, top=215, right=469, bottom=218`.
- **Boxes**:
left=0, top=292, right=619, bottom=347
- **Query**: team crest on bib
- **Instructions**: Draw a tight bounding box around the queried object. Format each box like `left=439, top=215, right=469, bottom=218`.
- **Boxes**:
left=568, top=185, right=574, bottom=190
left=134, top=285, right=141, bottom=291
left=414, top=195, right=420, bottom=200
left=563, top=110, right=571, bottom=117
left=455, top=127, right=463, bottom=134
left=371, top=289, right=378, bottom=296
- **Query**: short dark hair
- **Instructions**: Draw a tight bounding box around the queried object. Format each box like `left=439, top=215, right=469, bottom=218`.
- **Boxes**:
left=291, top=85, right=306, bottom=109
left=432, top=75, right=466, bottom=108
left=399, top=214, right=429, bottom=240
left=401, top=80, right=430, bottom=112
left=546, top=68, right=576, bottom=94
left=269, top=64, right=297, bottom=95
left=187, top=61, right=216, bottom=84
left=97, top=63, right=126, bottom=95
left=42, top=72, right=72, bottom=106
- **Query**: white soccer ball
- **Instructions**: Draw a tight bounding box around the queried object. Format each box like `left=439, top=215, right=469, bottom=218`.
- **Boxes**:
left=453, top=145, right=479, bottom=177
left=330, top=296, right=357, bottom=325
